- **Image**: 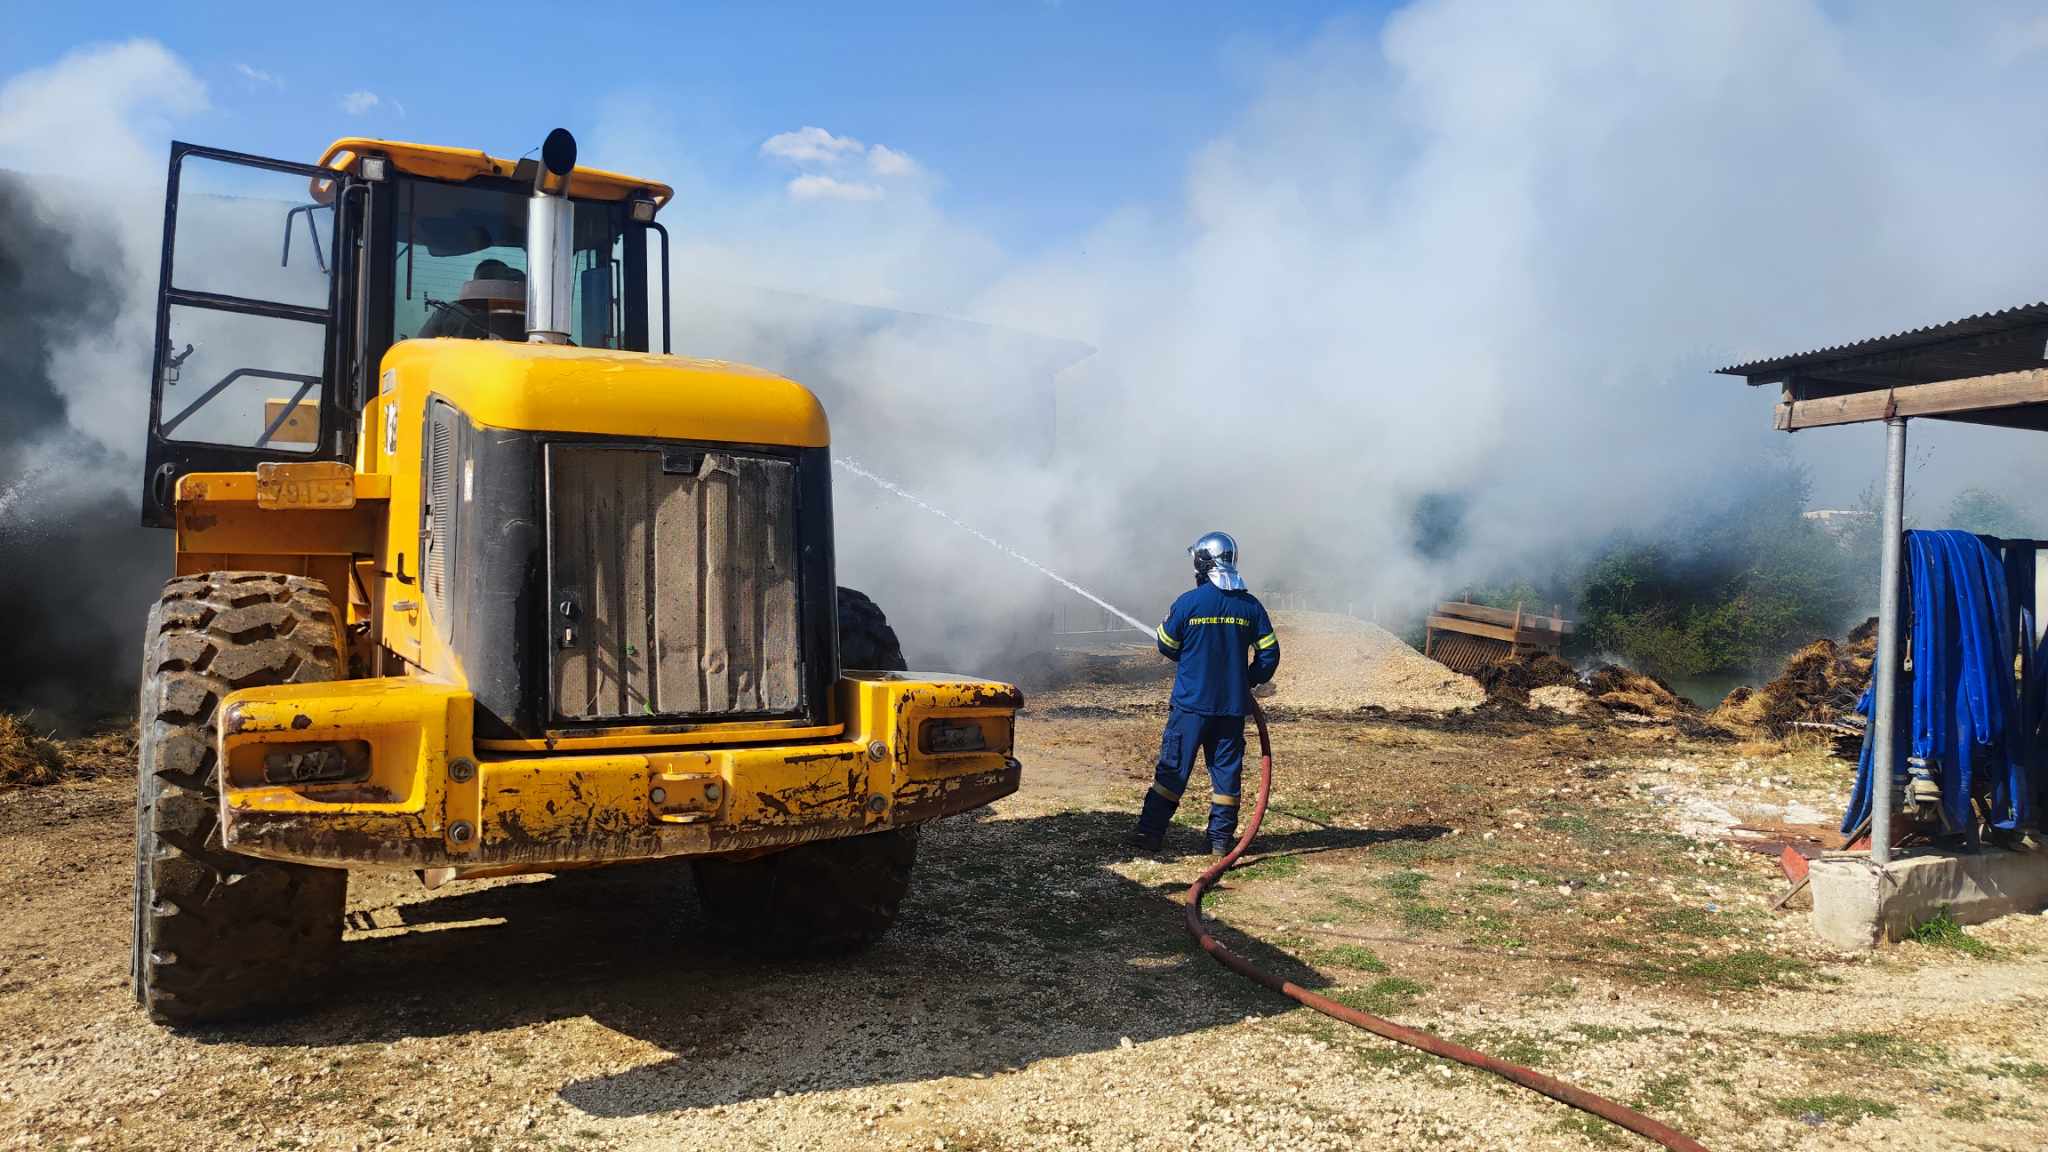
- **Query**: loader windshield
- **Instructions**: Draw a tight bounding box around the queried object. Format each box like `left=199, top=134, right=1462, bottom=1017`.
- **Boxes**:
left=390, top=177, right=623, bottom=348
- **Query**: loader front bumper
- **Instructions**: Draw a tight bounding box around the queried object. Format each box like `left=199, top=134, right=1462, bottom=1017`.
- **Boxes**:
left=213, top=673, right=1021, bottom=868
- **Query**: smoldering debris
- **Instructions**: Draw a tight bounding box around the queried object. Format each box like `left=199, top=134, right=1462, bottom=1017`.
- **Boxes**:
left=0, top=710, right=64, bottom=787
left=1583, top=665, right=1693, bottom=721
left=1478, top=651, right=1581, bottom=706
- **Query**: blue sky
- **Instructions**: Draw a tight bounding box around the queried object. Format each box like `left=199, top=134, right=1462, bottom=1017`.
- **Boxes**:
left=2, top=1, right=1373, bottom=253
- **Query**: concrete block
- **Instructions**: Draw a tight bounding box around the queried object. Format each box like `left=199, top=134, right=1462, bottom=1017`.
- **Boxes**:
left=1808, top=844, right=2048, bottom=951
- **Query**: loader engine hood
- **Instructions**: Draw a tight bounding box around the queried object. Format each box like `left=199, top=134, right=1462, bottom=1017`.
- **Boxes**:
left=371, top=338, right=840, bottom=745
left=379, top=339, right=829, bottom=447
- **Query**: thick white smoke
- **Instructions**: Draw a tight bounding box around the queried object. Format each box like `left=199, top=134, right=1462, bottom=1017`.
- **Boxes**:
left=0, top=41, right=206, bottom=722
left=8, top=7, right=2048, bottom=685
left=602, top=1, right=2048, bottom=667
left=1, top=39, right=206, bottom=482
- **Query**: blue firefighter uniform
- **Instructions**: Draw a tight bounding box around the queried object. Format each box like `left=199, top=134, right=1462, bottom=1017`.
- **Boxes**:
left=1135, top=583, right=1281, bottom=850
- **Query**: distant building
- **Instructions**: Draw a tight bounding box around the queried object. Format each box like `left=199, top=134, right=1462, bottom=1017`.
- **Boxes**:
left=1802, top=508, right=1874, bottom=544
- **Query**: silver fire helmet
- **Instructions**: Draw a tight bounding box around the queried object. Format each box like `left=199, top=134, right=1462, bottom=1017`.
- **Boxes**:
left=1189, top=531, right=1246, bottom=591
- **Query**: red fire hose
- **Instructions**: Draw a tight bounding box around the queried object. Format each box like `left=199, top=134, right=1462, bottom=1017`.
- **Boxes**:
left=1184, top=702, right=1711, bottom=1152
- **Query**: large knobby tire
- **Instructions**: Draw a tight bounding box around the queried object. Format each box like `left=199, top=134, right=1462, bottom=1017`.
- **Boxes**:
left=837, top=586, right=907, bottom=672
left=132, top=572, right=349, bottom=1026
left=692, top=827, right=920, bottom=958
left=690, top=588, right=915, bottom=956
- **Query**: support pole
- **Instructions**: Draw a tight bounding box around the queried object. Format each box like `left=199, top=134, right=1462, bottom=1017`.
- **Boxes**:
left=1871, top=416, right=1908, bottom=867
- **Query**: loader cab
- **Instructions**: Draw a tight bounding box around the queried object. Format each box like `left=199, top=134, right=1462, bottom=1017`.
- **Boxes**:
left=140, top=138, right=673, bottom=526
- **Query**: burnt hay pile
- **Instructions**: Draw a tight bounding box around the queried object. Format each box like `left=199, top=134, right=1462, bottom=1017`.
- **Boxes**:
left=1477, top=651, right=1581, bottom=705
left=0, top=712, right=132, bottom=789
left=0, top=712, right=63, bottom=788
left=1584, top=664, right=1694, bottom=720
left=1713, top=617, right=1876, bottom=737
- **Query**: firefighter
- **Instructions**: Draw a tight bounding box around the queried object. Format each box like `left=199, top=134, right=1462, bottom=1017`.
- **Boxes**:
left=1130, top=531, right=1280, bottom=854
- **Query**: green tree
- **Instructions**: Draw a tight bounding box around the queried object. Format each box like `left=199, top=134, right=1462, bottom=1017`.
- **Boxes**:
left=1564, top=460, right=1867, bottom=679
left=1408, top=492, right=1469, bottom=562
left=1946, top=487, right=2038, bottom=539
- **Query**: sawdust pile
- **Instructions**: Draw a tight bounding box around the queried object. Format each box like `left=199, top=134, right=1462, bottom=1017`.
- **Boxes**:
left=1027, top=612, right=1484, bottom=713
left=1477, top=652, right=1581, bottom=705
left=1713, top=617, right=1876, bottom=736
left=1264, top=612, right=1485, bottom=713
left=1528, top=684, right=1590, bottom=715
left=0, top=713, right=64, bottom=788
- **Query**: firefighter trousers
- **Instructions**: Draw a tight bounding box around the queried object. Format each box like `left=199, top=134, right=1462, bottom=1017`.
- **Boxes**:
left=1135, top=707, right=1245, bottom=849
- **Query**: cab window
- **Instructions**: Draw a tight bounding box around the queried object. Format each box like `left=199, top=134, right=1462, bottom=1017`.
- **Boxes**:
left=154, top=153, right=336, bottom=454
left=390, top=178, right=623, bottom=348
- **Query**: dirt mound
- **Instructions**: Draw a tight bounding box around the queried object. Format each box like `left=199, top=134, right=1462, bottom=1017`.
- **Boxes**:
left=1477, top=652, right=1580, bottom=705
left=1585, top=664, right=1692, bottom=719
left=0, top=713, right=63, bottom=788
left=1712, top=616, right=1875, bottom=737
left=1264, top=611, right=1484, bottom=713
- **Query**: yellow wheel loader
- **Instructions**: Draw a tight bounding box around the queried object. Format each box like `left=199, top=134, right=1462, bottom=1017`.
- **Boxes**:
left=131, top=129, right=1022, bottom=1025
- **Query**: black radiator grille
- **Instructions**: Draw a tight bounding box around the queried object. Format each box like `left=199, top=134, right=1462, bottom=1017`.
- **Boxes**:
left=548, top=444, right=802, bottom=722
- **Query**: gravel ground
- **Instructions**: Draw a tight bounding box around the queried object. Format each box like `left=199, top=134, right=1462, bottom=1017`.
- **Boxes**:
left=2, top=700, right=2044, bottom=1152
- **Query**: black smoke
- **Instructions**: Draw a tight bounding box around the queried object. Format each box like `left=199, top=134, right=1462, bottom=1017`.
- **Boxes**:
left=0, top=172, right=167, bottom=730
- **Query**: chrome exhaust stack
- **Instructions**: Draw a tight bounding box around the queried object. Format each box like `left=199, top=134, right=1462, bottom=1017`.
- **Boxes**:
left=525, top=128, right=577, bottom=344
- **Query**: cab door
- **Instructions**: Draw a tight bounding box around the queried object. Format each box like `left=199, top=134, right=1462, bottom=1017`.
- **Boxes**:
left=141, top=142, right=353, bottom=527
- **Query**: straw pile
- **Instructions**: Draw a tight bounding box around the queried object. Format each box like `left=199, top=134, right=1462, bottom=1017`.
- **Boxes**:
left=1713, top=617, right=1876, bottom=736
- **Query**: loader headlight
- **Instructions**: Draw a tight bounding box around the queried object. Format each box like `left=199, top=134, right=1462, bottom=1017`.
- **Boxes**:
left=262, top=740, right=372, bottom=785
left=628, top=195, right=658, bottom=223
left=919, top=718, right=989, bottom=755
left=358, top=154, right=389, bottom=182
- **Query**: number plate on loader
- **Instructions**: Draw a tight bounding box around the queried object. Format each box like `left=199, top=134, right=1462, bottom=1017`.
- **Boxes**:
left=255, top=461, right=357, bottom=510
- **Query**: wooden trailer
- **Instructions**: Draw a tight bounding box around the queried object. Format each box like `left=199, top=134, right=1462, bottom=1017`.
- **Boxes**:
left=1424, top=599, right=1575, bottom=675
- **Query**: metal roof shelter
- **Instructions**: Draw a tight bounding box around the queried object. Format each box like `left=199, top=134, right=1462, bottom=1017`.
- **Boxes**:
left=1720, top=301, right=2048, bottom=866
left=1721, top=302, right=2048, bottom=432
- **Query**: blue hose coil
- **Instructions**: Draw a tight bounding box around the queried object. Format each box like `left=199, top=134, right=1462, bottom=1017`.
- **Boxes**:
left=1841, top=530, right=2040, bottom=836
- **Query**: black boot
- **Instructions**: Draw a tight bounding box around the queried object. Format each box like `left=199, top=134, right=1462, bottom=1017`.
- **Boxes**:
left=1126, top=829, right=1163, bottom=853
left=1211, top=824, right=1240, bottom=856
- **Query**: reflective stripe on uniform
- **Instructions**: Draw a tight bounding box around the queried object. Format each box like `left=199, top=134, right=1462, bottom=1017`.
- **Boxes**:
left=1151, top=782, right=1182, bottom=802
left=1256, top=632, right=1278, bottom=650
left=1156, top=625, right=1180, bottom=649
left=1210, top=792, right=1239, bottom=808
